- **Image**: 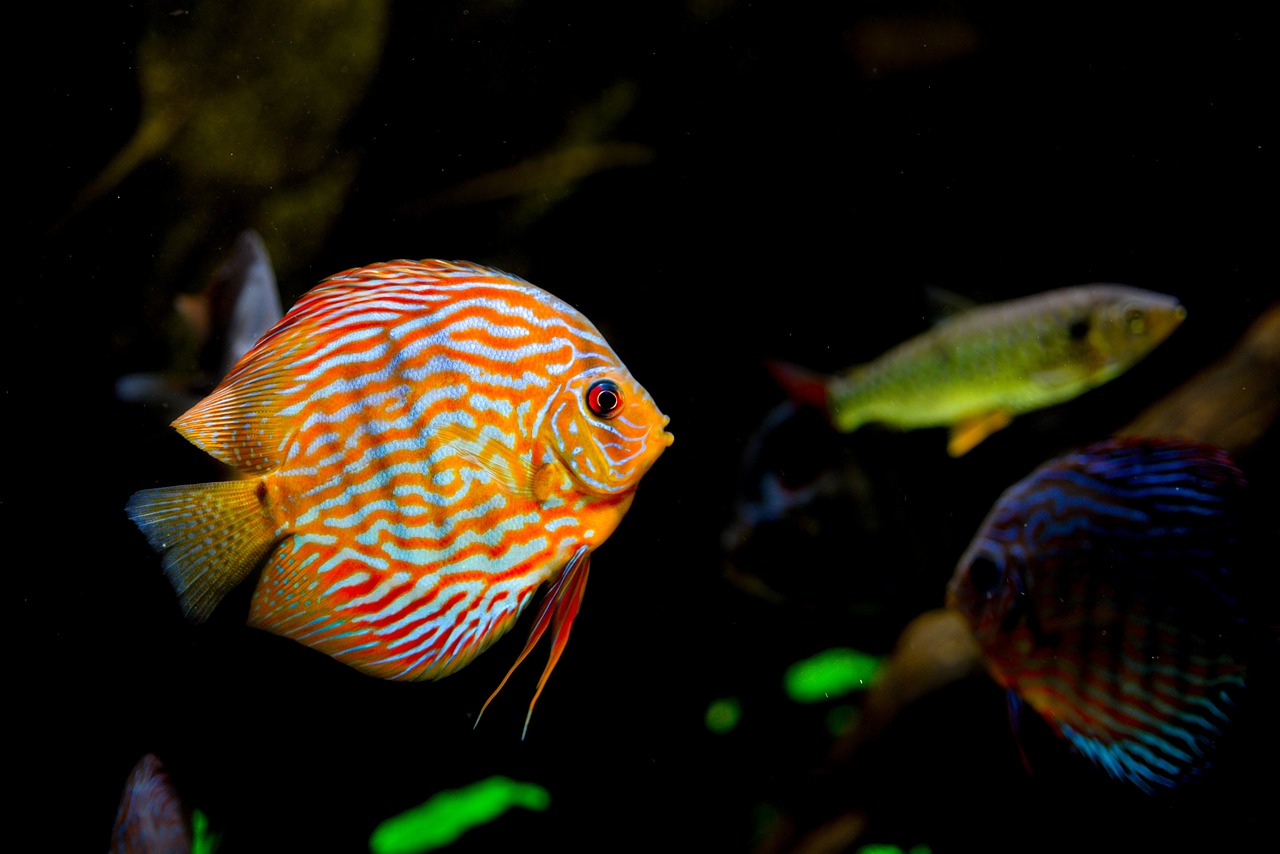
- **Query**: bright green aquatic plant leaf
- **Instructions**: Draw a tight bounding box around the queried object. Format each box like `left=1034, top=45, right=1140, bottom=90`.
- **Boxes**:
left=785, top=647, right=883, bottom=703
left=369, top=776, right=550, bottom=854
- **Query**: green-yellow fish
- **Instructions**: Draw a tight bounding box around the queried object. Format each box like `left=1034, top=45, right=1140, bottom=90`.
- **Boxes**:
left=770, top=284, right=1186, bottom=456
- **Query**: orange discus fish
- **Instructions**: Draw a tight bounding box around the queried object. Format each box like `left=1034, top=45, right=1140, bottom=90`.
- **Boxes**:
left=127, top=259, right=672, bottom=734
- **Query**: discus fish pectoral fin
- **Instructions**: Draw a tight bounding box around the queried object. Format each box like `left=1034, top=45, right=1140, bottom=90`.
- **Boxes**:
left=431, top=422, right=533, bottom=494
left=947, top=410, right=1013, bottom=457
left=533, top=462, right=566, bottom=504
left=476, top=547, right=592, bottom=738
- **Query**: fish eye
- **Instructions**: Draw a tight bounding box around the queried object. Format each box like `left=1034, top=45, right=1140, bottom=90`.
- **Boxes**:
left=968, top=555, right=1002, bottom=594
left=1125, top=308, right=1147, bottom=335
left=1068, top=318, right=1091, bottom=341
left=586, top=380, right=623, bottom=419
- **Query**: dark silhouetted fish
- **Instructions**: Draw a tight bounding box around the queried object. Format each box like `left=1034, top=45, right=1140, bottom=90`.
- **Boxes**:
left=110, top=754, right=190, bottom=854
left=116, top=230, right=283, bottom=415
left=946, top=438, right=1249, bottom=792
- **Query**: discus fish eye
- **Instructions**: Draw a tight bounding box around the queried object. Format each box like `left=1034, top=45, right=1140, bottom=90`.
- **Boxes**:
left=1125, top=308, right=1147, bottom=335
left=1068, top=318, right=1091, bottom=341
left=586, top=379, right=623, bottom=419
left=968, top=555, right=1002, bottom=595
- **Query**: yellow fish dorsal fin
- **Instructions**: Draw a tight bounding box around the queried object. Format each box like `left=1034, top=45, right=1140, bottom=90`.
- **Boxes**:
left=172, top=358, right=302, bottom=475
left=948, top=410, right=1013, bottom=457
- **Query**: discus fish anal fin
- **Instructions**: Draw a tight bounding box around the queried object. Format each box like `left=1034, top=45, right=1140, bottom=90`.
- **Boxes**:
left=125, top=480, right=276, bottom=622
left=948, top=410, right=1013, bottom=456
left=476, top=547, right=591, bottom=738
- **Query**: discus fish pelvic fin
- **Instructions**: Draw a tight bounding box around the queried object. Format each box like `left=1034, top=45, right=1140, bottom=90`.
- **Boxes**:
left=477, top=545, right=592, bottom=738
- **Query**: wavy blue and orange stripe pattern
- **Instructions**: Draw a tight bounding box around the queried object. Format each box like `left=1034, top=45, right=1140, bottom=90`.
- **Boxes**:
left=947, top=438, right=1248, bottom=792
left=128, top=260, right=672, bottom=731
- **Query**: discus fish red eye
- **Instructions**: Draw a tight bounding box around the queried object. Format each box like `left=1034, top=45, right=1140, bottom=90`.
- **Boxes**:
left=586, top=380, right=622, bottom=419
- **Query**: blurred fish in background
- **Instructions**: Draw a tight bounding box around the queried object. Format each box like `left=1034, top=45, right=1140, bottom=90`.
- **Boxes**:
left=947, top=438, right=1251, bottom=793
left=739, top=298, right=1279, bottom=852
left=721, top=283, right=1189, bottom=626
left=110, top=753, right=217, bottom=854
left=769, top=284, right=1186, bottom=457
left=126, top=259, right=672, bottom=735
left=116, top=230, right=283, bottom=416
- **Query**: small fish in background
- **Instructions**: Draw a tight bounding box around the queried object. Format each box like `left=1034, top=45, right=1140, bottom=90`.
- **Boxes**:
left=116, top=230, right=283, bottom=415
left=720, top=401, right=872, bottom=555
left=126, top=259, right=672, bottom=735
left=946, top=438, right=1250, bottom=793
left=110, top=753, right=218, bottom=854
left=769, top=284, right=1186, bottom=456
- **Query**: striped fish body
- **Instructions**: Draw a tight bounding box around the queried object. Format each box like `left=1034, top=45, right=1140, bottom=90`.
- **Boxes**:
left=111, top=754, right=190, bottom=854
left=945, top=438, right=1248, bottom=792
left=128, top=260, right=671, bottom=722
left=772, top=285, right=1185, bottom=455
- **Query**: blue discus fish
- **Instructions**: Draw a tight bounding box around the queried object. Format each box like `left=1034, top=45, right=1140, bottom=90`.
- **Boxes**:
left=945, top=438, right=1250, bottom=793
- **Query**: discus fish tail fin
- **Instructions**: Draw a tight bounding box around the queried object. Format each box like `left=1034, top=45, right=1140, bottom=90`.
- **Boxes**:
left=126, top=480, right=276, bottom=622
left=476, top=547, right=592, bottom=738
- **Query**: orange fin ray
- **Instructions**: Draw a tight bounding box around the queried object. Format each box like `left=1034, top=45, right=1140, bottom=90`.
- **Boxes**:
left=947, top=410, right=1013, bottom=456
left=476, top=546, right=592, bottom=738
left=172, top=358, right=301, bottom=474
left=125, top=480, right=276, bottom=621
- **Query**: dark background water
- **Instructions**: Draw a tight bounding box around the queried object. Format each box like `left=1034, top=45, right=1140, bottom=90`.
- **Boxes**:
left=21, top=2, right=1275, bottom=852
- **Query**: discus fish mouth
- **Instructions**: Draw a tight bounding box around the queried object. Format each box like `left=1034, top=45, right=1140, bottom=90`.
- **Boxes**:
left=659, top=414, right=674, bottom=448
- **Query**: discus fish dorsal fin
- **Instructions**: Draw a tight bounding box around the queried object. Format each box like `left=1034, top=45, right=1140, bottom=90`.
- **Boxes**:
left=173, top=360, right=301, bottom=474
left=477, top=546, right=592, bottom=739
left=947, top=410, right=1013, bottom=456
left=125, top=480, right=276, bottom=622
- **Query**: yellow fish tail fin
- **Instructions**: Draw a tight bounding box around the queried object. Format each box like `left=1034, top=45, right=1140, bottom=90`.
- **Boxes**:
left=765, top=359, right=835, bottom=414
left=126, top=480, right=277, bottom=622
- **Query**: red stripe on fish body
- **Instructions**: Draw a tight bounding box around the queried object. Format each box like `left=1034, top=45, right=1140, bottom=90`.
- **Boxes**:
left=137, top=259, right=671, bottom=693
